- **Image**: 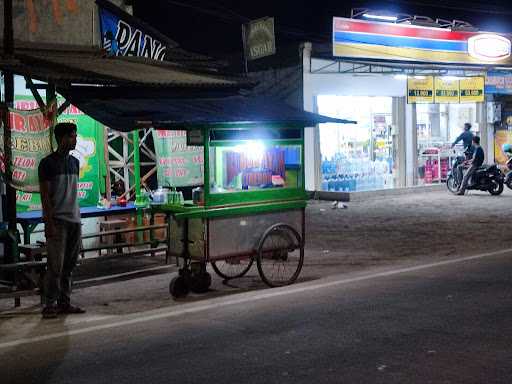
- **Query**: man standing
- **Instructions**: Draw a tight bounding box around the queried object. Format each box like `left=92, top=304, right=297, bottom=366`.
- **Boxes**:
left=39, top=122, right=85, bottom=319
left=457, top=136, right=485, bottom=196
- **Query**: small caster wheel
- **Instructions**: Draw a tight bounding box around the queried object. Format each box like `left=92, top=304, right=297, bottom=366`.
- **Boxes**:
left=190, top=272, right=212, bottom=294
left=169, top=275, right=189, bottom=299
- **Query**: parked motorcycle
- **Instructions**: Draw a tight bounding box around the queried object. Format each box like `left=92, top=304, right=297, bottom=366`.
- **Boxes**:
left=446, top=155, right=504, bottom=195
left=503, top=155, right=512, bottom=190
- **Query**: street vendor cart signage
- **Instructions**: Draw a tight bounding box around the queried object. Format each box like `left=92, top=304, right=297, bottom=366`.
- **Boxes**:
left=333, top=17, right=512, bottom=65
left=152, top=130, right=203, bottom=187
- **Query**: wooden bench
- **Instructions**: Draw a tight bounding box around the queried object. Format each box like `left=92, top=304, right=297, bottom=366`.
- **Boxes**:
left=0, top=260, right=47, bottom=307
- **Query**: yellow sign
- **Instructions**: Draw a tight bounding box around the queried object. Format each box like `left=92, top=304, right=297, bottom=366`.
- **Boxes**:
left=434, top=78, right=460, bottom=103
left=459, top=77, right=484, bottom=103
left=407, top=76, right=434, bottom=104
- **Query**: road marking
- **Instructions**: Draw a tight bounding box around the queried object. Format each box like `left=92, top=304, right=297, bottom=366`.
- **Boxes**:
left=1, top=247, right=511, bottom=350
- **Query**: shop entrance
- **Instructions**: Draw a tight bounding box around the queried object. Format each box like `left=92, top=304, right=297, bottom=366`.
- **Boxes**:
left=416, top=103, right=477, bottom=185
left=317, top=95, right=396, bottom=192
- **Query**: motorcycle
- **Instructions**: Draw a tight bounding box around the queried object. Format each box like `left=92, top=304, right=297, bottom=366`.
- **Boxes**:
left=446, top=154, right=504, bottom=195
left=504, top=154, right=512, bottom=190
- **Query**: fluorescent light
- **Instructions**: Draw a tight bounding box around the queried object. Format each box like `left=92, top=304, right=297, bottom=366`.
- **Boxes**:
left=414, top=76, right=426, bottom=79
left=394, top=74, right=408, bottom=80
left=362, top=13, right=398, bottom=22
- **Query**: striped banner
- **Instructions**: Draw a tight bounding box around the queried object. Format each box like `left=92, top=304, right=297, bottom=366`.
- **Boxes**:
left=333, top=17, right=512, bottom=65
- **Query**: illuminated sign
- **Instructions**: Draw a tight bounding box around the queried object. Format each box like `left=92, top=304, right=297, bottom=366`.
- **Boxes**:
left=434, top=77, right=460, bottom=103
left=333, top=17, right=512, bottom=65
left=468, top=34, right=511, bottom=61
left=407, top=77, right=484, bottom=104
left=407, top=77, right=434, bottom=104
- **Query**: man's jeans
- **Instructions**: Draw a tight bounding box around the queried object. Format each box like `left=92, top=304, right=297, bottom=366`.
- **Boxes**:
left=458, top=164, right=478, bottom=194
left=44, top=220, right=81, bottom=306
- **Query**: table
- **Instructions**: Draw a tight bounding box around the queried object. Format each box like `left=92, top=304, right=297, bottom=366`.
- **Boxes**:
left=17, top=203, right=138, bottom=244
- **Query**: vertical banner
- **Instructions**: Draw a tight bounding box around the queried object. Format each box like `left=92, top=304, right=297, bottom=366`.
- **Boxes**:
left=0, top=101, right=56, bottom=193
left=152, top=130, right=203, bottom=187
left=460, top=77, right=485, bottom=102
left=434, top=77, right=460, bottom=103
left=407, top=76, right=434, bottom=104
left=13, top=97, right=103, bottom=211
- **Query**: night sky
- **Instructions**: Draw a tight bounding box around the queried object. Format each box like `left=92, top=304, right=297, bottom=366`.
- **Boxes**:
left=132, top=0, right=512, bottom=57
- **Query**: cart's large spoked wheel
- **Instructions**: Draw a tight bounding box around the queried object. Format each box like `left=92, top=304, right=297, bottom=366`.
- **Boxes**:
left=256, top=223, right=304, bottom=287
left=211, top=256, right=254, bottom=280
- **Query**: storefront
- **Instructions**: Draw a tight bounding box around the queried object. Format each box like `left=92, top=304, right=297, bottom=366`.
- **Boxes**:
left=303, top=16, right=512, bottom=192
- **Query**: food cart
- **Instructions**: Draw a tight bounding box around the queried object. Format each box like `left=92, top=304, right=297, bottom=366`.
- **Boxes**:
left=153, top=122, right=310, bottom=298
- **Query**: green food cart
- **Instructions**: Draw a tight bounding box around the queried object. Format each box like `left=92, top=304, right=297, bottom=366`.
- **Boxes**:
left=149, top=105, right=355, bottom=298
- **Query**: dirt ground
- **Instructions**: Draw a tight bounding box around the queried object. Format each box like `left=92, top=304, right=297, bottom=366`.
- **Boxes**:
left=2, top=186, right=512, bottom=315
left=304, top=187, right=512, bottom=276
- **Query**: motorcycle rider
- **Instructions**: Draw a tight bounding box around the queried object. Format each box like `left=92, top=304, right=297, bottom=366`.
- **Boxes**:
left=457, top=136, right=484, bottom=195
left=451, top=122, right=474, bottom=157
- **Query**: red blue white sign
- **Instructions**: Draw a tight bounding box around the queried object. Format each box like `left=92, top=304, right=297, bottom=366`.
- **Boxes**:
left=333, top=17, right=512, bottom=65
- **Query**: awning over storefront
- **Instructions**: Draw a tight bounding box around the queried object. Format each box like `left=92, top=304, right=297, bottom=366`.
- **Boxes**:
left=0, top=43, right=252, bottom=89
left=63, top=89, right=355, bottom=131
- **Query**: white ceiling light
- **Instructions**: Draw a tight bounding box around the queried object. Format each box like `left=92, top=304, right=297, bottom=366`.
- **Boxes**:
left=362, top=13, right=398, bottom=22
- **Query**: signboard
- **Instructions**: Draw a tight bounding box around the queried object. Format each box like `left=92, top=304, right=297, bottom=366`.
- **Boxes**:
left=97, top=0, right=176, bottom=60
left=485, top=72, right=512, bottom=95
left=460, top=77, right=485, bottom=103
left=13, top=96, right=105, bottom=212
left=407, top=77, right=434, bottom=103
left=243, top=17, right=276, bottom=61
left=0, top=102, right=55, bottom=194
left=152, top=130, right=203, bottom=187
left=434, top=77, right=460, bottom=103
left=333, top=17, right=512, bottom=65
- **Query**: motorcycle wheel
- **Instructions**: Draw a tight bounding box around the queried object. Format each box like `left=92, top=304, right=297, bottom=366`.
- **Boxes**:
left=505, top=174, right=512, bottom=190
left=446, top=175, right=459, bottom=194
left=488, top=180, right=504, bottom=196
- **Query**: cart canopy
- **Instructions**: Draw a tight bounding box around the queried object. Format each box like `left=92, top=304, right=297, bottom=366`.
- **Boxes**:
left=63, top=88, right=356, bottom=131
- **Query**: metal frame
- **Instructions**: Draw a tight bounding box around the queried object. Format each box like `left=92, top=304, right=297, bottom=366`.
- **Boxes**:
left=107, top=127, right=156, bottom=200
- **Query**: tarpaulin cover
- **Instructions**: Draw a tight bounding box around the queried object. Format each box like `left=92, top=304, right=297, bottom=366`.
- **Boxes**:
left=65, top=92, right=355, bottom=132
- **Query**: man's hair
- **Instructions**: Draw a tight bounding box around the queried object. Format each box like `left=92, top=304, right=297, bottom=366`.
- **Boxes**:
left=473, top=136, right=480, bottom=145
left=464, top=123, right=472, bottom=131
left=54, top=122, right=77, bottom=141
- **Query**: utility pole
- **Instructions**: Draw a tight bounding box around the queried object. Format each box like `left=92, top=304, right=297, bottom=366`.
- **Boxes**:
left=3, top=0, right=18, bottom=263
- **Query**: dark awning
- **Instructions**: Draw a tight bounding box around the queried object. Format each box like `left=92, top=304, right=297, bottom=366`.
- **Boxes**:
left=64, top=89, right=356, bottom=131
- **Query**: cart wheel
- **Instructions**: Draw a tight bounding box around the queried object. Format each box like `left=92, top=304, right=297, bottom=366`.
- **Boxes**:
left=256, top=223, right=304, bottom=287
left=190, top=271, right=212, bottom=294
left=211, top=256, right=254, bottom=280
left=169, top=275, right=190, bottom=299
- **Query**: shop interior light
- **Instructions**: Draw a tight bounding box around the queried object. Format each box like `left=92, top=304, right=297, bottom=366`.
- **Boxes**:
left=235, top=141, right=265, bottom=161
left=362, top=13, right=398, bottom=22
left=414, top=76, right=427, bottom=79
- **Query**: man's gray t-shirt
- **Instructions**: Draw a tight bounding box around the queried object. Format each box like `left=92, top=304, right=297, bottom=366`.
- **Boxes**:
left=38, top=152, right=80, bottom=223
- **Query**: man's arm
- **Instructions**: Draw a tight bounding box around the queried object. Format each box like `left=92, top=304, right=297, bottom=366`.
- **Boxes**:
left=39, top=179, right=56, bottom=238
left=451, top=133, right=463, bottom=148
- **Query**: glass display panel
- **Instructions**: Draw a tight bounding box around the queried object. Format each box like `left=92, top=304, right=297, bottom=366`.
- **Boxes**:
left=209, top=141, right=302, bottom=193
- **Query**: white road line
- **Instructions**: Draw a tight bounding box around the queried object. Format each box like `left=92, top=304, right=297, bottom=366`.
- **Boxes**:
left=1, top=247, right=511, bottom=350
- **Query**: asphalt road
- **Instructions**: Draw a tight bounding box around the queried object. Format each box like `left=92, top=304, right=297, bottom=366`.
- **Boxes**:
left=2, top=250, right=512, bottom=384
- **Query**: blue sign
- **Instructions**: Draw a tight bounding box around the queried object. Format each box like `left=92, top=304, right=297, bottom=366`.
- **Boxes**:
left=98, top=7, right=167, bottom=60
left=485, top=72, right=512, bottom=95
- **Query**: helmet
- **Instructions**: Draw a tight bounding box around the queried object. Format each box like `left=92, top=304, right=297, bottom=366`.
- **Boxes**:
left=503, top=143, right=512, bottom=153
